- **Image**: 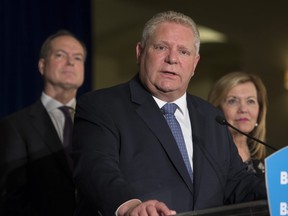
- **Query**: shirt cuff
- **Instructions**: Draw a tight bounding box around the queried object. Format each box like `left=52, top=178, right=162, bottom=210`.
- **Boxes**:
left=115, top=199, right=142, bottom=216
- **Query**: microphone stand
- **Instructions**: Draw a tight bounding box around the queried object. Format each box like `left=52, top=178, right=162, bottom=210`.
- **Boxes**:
left=216, top=116, right=278, bottom=151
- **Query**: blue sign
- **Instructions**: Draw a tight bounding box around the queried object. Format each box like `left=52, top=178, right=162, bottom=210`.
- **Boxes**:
left=266, top=146, right=288, bottom=216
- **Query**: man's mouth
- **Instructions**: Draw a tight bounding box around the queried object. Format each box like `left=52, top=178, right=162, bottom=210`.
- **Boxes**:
left=162, top=71, right=176, bottom=75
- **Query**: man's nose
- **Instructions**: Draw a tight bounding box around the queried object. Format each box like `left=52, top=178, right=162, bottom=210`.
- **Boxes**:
left=67, top=56, right=75, bottom=65
left=165, top=50, right=178, bottom=64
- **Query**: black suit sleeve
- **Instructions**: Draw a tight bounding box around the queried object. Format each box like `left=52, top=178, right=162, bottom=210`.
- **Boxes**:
left=0, top=117, right=31, bottom=215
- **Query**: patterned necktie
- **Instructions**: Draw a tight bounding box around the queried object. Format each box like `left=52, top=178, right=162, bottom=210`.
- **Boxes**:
left=58, top=106, right=73, bottom=169
left=162, top=103, right=193, bottom=181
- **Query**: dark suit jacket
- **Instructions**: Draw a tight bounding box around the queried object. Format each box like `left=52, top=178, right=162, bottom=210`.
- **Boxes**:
left=72, top=75, right=266, bottom=216
left=0, top=100, right=75, bottom=216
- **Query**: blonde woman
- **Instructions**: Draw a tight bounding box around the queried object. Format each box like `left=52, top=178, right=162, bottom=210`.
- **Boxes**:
left=208, top=71, right=267, bottom=176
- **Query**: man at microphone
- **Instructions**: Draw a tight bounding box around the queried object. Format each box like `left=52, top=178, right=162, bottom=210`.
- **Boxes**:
left=208, top=71, right=268, bottom=177
left=72, top=11, right=267, bottom=216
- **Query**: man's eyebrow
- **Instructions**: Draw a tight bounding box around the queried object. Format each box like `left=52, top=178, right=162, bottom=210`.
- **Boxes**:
left=54, top=49, right=84, bottom=56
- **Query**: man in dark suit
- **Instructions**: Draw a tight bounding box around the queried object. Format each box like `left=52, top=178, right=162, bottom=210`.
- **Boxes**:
left=0, top=30, right=86, bottom=215
left=72, top=11, right=266, bottom=216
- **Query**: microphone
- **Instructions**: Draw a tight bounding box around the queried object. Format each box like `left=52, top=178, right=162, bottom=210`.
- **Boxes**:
left=215, top=116, right=278, bottom=151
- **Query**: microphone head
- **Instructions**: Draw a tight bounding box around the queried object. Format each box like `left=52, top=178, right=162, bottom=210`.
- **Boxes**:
left=215, top=116, right=277, bottom=151
left=215, top=116, right=227, bottom=125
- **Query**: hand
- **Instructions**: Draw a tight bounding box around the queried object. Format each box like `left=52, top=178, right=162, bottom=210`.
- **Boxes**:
left=120, top=200, right=176, bottom=216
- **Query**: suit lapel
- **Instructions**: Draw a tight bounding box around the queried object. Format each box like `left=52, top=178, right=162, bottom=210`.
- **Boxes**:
left=187, top=96, right=210, bottom=203
left=130, top=77, right=193, bottom=192
left=29, top=101, right=72, bottom=175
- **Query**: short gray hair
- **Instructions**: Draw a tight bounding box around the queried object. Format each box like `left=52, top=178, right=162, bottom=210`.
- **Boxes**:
left=141, top=11, right=200, bottom=54
left=39, top=30, right=87, bottom=60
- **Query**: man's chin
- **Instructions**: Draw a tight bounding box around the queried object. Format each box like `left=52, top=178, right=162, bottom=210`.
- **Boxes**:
left=62, top=83, right=81, bottom=90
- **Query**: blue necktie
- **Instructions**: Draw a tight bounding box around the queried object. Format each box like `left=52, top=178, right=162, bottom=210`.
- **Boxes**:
left=162, top=103, right=193, bottom=181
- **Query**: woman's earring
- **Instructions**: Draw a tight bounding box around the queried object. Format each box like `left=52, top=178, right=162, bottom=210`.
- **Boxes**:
left=255, top=123, right=258, bottom=127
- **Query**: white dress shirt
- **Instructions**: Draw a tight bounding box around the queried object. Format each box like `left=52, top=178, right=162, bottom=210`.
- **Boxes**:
left=41, top=92, right=76, bottom=144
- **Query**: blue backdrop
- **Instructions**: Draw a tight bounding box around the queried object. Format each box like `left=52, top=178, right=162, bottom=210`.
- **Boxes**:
left=0, top=0, right=92, bottom=117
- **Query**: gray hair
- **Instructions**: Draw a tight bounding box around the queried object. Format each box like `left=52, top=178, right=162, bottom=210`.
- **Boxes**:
left=141, top=11, right=200, bottom=54
left=39, top=30, right=87, bottom=60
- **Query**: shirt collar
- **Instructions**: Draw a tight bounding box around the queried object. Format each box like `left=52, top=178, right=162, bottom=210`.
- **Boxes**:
left=153, top=93, right=187, bottom=115
left=41, top=92, right=76, bottom=112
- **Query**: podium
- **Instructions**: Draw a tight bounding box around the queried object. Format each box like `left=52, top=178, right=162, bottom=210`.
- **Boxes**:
left=176, top=200, right=269, bottom=216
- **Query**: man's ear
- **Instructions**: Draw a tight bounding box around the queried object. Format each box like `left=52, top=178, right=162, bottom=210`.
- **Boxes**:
left=38, top=58, right=45, bottom=75
left=193, top=54, right=200, bottom=72
left=136, top=42, right=143, bottom=65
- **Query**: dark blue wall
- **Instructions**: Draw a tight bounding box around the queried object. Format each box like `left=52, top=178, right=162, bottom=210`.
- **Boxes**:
left=0, top=0, right=92, bottom=117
